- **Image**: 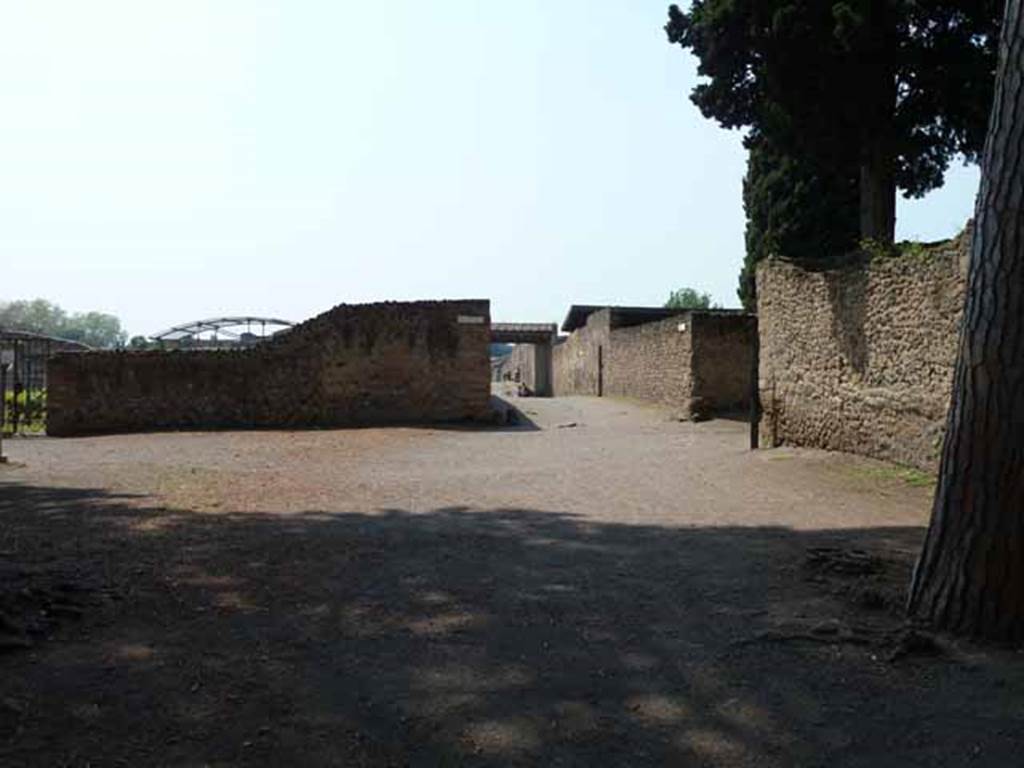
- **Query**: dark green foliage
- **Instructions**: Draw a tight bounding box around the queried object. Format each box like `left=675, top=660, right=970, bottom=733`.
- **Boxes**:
left=667, top=0, right=1000, bottom=243
left=665, top=287, right=714, bottom=310
left=738, top=136, right=859, bottom=309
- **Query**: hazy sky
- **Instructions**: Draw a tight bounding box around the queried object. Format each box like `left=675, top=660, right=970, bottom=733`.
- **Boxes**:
left=1, top=1, right=979, bottom=336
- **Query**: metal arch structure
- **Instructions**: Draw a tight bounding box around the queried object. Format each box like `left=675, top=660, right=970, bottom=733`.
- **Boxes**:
left=150, top=317, right=295, bottom=348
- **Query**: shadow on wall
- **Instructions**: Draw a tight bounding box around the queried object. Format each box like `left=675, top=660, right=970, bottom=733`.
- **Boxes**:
left=3, top=482, right=1024, bottom=765
left=825, top=261, right=870, bottom=376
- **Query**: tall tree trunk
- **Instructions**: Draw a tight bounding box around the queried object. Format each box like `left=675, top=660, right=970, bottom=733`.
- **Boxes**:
left=856, top=0, right=897, bottom=246
left=859, top=12, right=897, bottom=246
left=908, top=0, right=1024, bottom=641
left=859, top=139, right=896, bottom=244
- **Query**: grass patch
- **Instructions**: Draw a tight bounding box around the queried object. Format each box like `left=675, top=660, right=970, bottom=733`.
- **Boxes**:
left=857, top=465, right=935, bottom=488
left=763, top=452, right=796, bottom=461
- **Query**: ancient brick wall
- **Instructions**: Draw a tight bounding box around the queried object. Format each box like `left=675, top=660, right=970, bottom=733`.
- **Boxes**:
left=552, top=307, right=754, bottom=418
left=552, top=309, right=611, bottom=396
left=47, top=300, right=492, bottom=436
left=757, top=231, right=969, bottom=470
left=691, top=313, right=757, bottom=415
left=604, top=316, right=693, bottom=418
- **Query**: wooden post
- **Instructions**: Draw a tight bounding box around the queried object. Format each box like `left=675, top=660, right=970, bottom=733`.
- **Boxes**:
left=0, top=356, right=10, bottom=463
left=749, top=319, right=760, bottom=450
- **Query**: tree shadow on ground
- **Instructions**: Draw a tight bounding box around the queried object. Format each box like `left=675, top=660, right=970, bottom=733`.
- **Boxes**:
left=1, top=481, right=1023, bottom=767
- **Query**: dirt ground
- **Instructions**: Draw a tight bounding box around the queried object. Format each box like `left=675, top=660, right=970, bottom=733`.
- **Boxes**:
left=2, top=392, right=1023, bottom=767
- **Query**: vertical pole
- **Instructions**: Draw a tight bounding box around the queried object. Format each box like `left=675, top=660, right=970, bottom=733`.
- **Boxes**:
left=749, top=319, right=760, bottom=450
left=0, top=362, right=7, bottom=462
left=42, top=339, right=49, bottom=431
left=11, top=341, right=20, bottom=434
left=24, top=348, right=32, bottom=433
left=597, top=345, right=604, bottom=397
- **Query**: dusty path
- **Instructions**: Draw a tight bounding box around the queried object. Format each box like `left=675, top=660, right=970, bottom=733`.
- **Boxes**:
left=1, top=394, right=1023, bottom=766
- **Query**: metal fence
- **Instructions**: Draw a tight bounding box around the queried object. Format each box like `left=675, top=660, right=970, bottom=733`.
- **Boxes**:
left=0, top=330, right=90, bottom=435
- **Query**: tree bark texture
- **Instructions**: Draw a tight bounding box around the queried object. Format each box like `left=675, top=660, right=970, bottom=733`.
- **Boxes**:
left=857, top=1, right=897, bottom=244
left=908, top=0, right=1024, bottom=641
left=859, top=142, right=896, bottom=244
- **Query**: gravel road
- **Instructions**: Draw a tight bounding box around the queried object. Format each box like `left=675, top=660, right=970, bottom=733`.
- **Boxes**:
left=1, top=392, right=1022, bottom=766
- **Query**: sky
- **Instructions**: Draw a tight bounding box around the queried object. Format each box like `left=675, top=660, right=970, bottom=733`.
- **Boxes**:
left=0, top=1, right=980, bottom=337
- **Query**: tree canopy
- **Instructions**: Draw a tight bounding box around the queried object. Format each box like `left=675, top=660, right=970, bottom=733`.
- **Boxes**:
left=666, top=0, right=1000, bottom=243
left=665, top=287, right=715, bottom=310
left=0, top=299, right=128, bottom=348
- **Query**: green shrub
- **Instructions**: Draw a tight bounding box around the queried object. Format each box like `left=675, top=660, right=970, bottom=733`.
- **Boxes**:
left=2, top=388, right=46, bottom=432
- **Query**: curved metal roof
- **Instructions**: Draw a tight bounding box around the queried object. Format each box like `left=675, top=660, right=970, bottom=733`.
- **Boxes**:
left=150, top=316, right=295, bottom=341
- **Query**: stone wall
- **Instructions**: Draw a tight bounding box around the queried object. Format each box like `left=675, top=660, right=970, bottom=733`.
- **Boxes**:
left=553, top=309, right=611, bottom=397
left=605, top=316, right=693, bottom=418
left=48, top=300, right=492, bottom=436
left=504, top=344, right=543, bottom=394
left=757, top=230, right=969, bottom=470
left=691, top=313, right=757, bottom=415
left=552, top=307, right=754, bottom=418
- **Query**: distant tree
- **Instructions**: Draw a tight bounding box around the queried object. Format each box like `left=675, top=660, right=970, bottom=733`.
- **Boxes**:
left=0, top=299, right=68, bottom=336
left=665, top=287, right=714, bottom=310
left=0, top=299, right=127, bottom=348
left=60, top=311, right=128, bottom=348
left=666, top=1, right=1000, bottom=243
left=129, top=335, right=152, bottom=350
left=908, top=0, right=1024, bottom=640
